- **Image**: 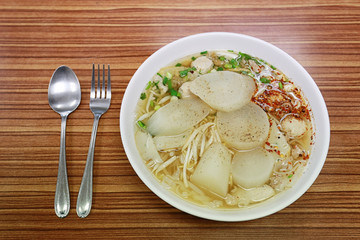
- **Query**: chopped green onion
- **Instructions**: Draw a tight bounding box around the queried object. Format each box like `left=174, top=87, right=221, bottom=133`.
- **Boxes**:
left=224, top=63, right=232, bottom=69
left=175, top=63, right=182, bottom=67
left=137, top=120, right=146, bottom=130
left=191, top=56, right=196, bottom=61
left=219, top=56, right=225, bottom=61
left=166, top=72, right=172, bottom=79
left=154, top=105, right=160, bottom=110
left=230, top=59, right=238, bottom=68
left=217, top=67, right=224, bottom=71
left=145, top=81, right=152, bottom=90
left=259, top=59, right=267, bottom=64
left=253, top=58, right=262, bottom=65
left=270, top=65, right=277, bottom=70
left=238, top=52, right=252, bottom=61
left=163, top=76, right=173, bottom=89
left=260, top=77, right=271, bottom=83
left=170, top=88, right=179, bottom=97
left=279, top=81, right=283, bottom=89
left=200, top=51, right=208, bottom=55
left=288, top=174, right=293, bottom=179
left=157, top=73, right=163, bottom=78
left=179, top=67, right=196, bottom=77
left=140, top=92, right=146, bottom=100
left=228, top=50, right=234, bottom=52
left=162, top=76, right=169, bottom=85
left=154, top=81, right=159, bottom=89
left=167, top=78, right=172, bottom=89
left=150, top=100, right=155, bottom=107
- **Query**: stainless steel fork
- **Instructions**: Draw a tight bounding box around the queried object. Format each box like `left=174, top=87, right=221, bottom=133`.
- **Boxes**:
left=76, top=64, right=111, bottom=218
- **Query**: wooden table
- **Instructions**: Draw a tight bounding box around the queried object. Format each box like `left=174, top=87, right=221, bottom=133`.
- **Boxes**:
left=1, top=0, right=359, bottom=239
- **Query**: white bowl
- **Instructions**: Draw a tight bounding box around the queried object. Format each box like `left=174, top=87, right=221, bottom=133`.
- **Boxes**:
left=120, top=32, right=330, bottom=221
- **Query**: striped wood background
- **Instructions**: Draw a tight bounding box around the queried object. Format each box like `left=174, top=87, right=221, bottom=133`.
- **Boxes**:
left=0, top=0, right=359, bottom=239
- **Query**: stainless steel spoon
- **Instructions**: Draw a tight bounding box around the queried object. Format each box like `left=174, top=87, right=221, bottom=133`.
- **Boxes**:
left=48, top=66, right=81, bottom=218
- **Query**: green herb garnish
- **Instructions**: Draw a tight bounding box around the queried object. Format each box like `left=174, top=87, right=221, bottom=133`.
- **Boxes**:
left=150, top=100, right=155, bottom=107
left=270, top=65, right=277, bottom=70
left=137, top=120, right=147, bottom=130
left=217, top=67, right=224, bottom=71
left=191, top=56, right=196, bottom=61
left=179, top=67, right=196, bottom=78
left=162, top=76, right=169, bottom=85
left=238, top=52, right=252, bottom=61
left=170, top=88, right=181, bottom=97
left=200, top=51, right=208, bottom=55
left=145, top=81, right=152, bottom=90
left=157, top=73, right=163, bottom=78
left=260, top=77, right=271, bottom=83
left=224, top=63, right=232, bottom=69
left=158, top=72, right=181, bottom=98
left=154, top=81, right=159, bottom=89
left=279, top=81, right=283, bottom=89
left=219, top=56, right=225, bottom=61
left=140, top=92, right=146, bottom=100
left=166, top=72, right=172, bottom=79
left=230, top=59, right=238, bottom=68
left=175, top=63, right=182, bottom=67
left=288, top=174, right=293, bottom=179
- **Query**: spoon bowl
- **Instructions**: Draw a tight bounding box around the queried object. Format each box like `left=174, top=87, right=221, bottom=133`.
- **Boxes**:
left=49, top=66, right=81, bottom=115
left=48, top=65, right=81, bottom=218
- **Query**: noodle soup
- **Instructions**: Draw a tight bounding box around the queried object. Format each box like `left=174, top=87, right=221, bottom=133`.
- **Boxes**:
left=134, top=50, right=314, bottom=209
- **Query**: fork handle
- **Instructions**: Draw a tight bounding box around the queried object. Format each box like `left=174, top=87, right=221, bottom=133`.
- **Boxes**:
left=76, top=114, right=100, bottom=218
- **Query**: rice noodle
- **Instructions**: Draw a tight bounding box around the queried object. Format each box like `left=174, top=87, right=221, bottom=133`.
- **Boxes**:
left=150, top=90, right=162, bottom=97
left=155, top=156, right=178, bottom=174
left=158, top=95, right=171, bottom=105
left=145, top=91, right=154, bottom=112
left=182, top=122, right=214, bottom=151
left=200, top=133, right=206, bottom=157
left=182, top=142, right=192, bottom=187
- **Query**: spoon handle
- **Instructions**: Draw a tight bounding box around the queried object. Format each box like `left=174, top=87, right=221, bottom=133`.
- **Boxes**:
left=76, top=114, right=100, bottom=218
left=54, top=115, right=70, bottom=218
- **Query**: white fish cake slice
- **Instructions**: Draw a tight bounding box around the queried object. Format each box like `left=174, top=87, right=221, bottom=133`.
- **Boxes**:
left=153, top=130, right=191, bottom=151
left=190, top=71, right=255, bottom=112
left=232, top=148, right=275, bottom=189
left=190, top=143, right=232, bottom=197
left=147, top=97, right=210, bottom=136
left=217, top=102, right=270, bottom=150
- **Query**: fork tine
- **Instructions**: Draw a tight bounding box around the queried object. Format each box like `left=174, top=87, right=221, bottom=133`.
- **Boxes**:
left=97, top=64, right=100, bottom=98
left=102, top=64, right=105, bottom=99
left=91, top=64, right=95, bottom=99
left=107, top=64, right=111, bottom=99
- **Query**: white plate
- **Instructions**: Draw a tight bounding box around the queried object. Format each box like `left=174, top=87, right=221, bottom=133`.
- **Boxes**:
left=120, top=32, right=330, bottom=221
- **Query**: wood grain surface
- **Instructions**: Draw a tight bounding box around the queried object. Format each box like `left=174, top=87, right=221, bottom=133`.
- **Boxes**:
left=0, top=0, right=359, bottom=239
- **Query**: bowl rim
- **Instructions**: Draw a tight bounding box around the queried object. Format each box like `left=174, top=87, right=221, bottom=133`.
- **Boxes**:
left=120, top=32, right=330, bottom=222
